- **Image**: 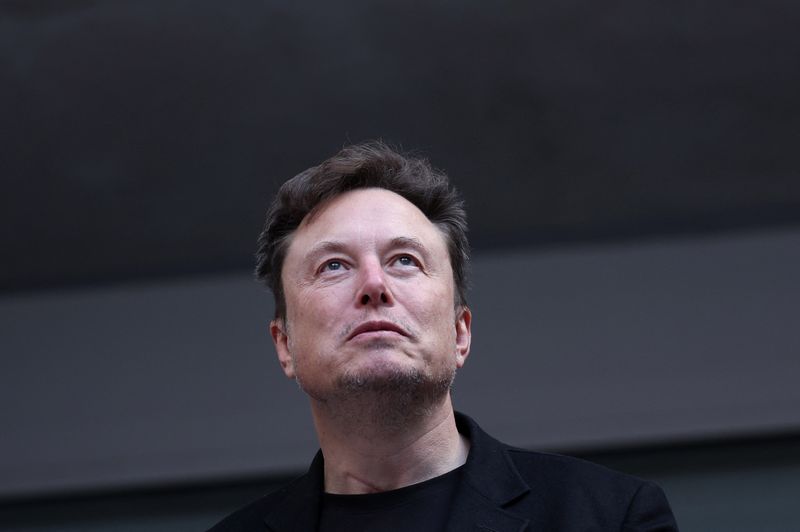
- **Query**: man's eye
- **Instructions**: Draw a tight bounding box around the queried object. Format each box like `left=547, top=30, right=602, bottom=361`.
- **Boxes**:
left=322, top=260, right=343, bottom=272
left=395, top=255, right=418, bottom=267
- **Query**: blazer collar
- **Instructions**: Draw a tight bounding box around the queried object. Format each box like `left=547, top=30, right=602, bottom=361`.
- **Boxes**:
left=445, top=412, right=531, bottom=532
left=263, top=412, right=530, bottom=532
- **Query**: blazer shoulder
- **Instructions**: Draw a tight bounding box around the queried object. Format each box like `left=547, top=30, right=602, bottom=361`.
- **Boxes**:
left=206, top=450, right=325, bottom=532
left=205, top=483, right=292, bottom=532
left=507, top=446, right=649, bottom=493
left=510, top=445, right=639, bottom=477
left=504, top=447, right=678, bottom=530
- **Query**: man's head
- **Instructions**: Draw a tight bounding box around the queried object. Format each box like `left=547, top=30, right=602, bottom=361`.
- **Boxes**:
left=255, top=141, right=469, bottom=321
left=255, top=142, right=472, bottom=414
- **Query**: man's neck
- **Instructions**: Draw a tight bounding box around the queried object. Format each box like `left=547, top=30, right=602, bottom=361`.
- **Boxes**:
left=310, top=396, right=469, bottom=495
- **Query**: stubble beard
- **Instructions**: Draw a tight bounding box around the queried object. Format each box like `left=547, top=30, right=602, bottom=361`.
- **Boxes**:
left=295, top=349, right=457, bottom=432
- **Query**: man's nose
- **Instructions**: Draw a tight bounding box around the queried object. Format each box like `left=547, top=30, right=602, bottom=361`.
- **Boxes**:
left=356, top=259, right=394, bottom=307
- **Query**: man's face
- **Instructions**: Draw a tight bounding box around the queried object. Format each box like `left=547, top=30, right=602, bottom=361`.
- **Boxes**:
left=270, top=187, right=471, bottom=401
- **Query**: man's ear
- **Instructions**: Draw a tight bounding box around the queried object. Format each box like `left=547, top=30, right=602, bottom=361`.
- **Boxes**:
left=270, top=318, right=295, bottom=379
left=454, top=306, right=472, bottom=368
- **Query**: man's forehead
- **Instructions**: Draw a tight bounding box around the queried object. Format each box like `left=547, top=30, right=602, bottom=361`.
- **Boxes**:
left=301, top=188, right=422, bottom=222
left=286, top=188, right=448, bottom=257
left=299, top=189, right=435, bottom=234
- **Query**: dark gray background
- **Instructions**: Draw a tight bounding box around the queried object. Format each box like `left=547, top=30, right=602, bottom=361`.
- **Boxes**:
left=2, top=0, right=799, bottom=292
left=2, top=1, right=800, bottom=531
left=2, top=229, right=799, bottom=496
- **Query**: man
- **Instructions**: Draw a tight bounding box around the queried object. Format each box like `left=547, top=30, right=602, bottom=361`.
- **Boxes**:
left=209, top=142, right=679, bottom=531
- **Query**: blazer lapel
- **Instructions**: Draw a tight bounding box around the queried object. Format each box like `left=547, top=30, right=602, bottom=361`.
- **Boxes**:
left=446, top=482, right=530, bottom=532
left=446, top=413, right=532, bottom=532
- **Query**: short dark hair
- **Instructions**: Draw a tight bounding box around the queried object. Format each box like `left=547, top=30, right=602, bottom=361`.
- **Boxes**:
left=255, top=141, right=469, bottom=320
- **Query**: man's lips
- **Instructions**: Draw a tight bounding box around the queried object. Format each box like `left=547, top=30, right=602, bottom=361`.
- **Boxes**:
left=346, top=321, right=409, bottom=341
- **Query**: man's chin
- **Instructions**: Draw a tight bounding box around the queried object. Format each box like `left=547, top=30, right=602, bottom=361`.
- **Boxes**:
left=338, top=365, right=424, bottom=392
left=337, top=361, right=455, bottom=401
left=295, top=354, right=456, bottom=407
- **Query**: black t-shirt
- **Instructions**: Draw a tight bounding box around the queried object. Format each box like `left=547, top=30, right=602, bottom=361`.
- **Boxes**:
left=318, top=465, right=463, bottom=532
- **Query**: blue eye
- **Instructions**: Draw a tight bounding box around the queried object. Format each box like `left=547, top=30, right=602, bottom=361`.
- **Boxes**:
left=324, top=261, right=342, bottom=271
left=395, top=255, right=417, bottom=267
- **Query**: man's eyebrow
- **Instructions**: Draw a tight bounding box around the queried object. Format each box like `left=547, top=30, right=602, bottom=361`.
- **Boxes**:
left=303, top=240, right=348, bottom=262
left=387, top=237, right=436, bottom=263
left=304, top=237, right=430, bottom=261
left=388, top=236, right=428, bottom=253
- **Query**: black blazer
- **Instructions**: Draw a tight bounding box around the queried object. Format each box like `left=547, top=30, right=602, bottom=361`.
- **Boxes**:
left=208, top=412, right=679, bottom=531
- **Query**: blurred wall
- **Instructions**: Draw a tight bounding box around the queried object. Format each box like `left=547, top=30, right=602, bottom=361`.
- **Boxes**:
left=3, top=227, right=798, bottom=499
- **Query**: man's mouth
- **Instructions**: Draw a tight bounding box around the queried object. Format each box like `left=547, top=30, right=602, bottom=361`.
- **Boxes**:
left=347, top=320, right=408, bottom=341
